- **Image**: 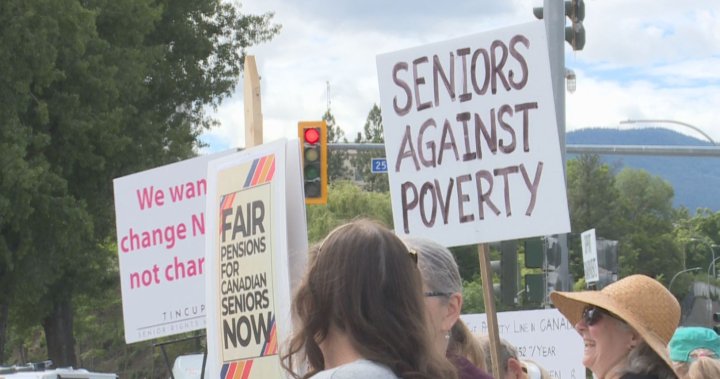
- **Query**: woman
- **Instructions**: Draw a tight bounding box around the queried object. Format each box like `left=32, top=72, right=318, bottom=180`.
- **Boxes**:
left=282, top=219, right=457, bottom=379
left=550, top=274, right=680, bottom=379
left=405, top=237, right=493, bottom=379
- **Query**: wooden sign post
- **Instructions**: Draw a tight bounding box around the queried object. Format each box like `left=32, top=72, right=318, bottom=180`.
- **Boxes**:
left=244, top=55, right=263, bottom=148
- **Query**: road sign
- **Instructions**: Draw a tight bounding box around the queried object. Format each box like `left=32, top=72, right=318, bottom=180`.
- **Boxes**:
left=371, top=157, right=388, bottom=174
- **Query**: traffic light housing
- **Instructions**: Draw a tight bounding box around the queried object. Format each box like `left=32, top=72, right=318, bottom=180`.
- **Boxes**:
left=525, top=274, right=545, bottom=304
left=565, top=0, right=585, bottom=51
left=533, top=0, right=585, bottom=51
left=525, top=238, right=544, bottom=268
left=546, top=236, right=561, bottom=268
left=298, top=121, right=328, bottom=205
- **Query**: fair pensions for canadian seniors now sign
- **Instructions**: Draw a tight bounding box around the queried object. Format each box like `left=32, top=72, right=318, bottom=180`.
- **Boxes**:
left=376, top=22, right=570, bottom=247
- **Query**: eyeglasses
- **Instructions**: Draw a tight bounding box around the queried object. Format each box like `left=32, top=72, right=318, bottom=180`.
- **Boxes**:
left=582, top=306, right=609, bottom=326
left=407, top=247, right=418, bottom=265
left=424, top=291, right=453, bottom=297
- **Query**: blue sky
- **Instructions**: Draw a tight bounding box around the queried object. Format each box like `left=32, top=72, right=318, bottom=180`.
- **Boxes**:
left=201, top=0, right=720, bottom=153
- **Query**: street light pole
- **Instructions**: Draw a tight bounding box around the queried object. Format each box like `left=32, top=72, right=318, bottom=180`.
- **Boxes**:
left=669, top=267, right=701, bottom=293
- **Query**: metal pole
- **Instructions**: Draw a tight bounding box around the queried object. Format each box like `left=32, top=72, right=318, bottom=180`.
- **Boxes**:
left=669, top=267, right=700, bottom=293
left=543, top=0, right=572, bottom=291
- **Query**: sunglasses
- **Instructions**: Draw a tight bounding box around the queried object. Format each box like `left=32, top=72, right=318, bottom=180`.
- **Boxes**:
left=424, top=291, right=453, bottom=297
left=582, top=306, right=612, bottom=326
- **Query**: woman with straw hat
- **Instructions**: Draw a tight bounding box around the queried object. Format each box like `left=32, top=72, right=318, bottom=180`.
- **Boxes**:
left=550, top=274, right=681, bottom=379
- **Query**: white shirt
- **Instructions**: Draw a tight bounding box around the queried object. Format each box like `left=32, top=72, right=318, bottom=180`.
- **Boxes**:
left=309, top=359, right=399, bottom=379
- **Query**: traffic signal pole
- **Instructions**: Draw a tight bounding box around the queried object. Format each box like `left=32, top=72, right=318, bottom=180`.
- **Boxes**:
left=543, top=0, right=572, bottom=292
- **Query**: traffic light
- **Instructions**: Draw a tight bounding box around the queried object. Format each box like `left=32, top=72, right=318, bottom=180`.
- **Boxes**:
left=545, top=236, right=561, bottom=268
left=525, top=238, right=544, bottom=268
left=298, top=121, right=328, bottom=205
left=525, top=274, right=545, bottom=304
left=533, top=0, right=586, bottom=51
left=565, top=0, right=585, bottom=51
left=714, top=313, right=720, bottom=334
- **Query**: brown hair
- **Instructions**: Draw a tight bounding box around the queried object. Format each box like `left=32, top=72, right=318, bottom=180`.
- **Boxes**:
left=281, top=219, right=457, bottom=379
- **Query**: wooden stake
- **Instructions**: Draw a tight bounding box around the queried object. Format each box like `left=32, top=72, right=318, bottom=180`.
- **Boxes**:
left=243, top=55, right=263, bottom=148
left=478, top=243, right=502, bottom=379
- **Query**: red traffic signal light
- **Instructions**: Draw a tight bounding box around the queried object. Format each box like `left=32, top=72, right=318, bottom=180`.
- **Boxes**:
left=298, top=121, right=328, bottom=205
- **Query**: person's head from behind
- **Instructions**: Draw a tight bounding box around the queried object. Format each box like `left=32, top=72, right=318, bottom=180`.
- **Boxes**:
left=283, top=219, right=455, bottom=378
left=550, top=274, right=680, bottom=379
left=669, top=327, right=720, bottom=378
left=477, top=336, right=526, bottom=379
left=687, top=356, right=720, bottom=379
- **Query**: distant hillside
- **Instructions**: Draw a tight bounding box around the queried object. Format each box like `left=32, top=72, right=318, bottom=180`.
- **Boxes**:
left=566, top=127, right=719, bottom=212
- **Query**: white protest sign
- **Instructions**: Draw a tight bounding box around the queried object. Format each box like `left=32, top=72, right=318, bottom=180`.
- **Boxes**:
left=376, top=22, right=570, bottom=247
left=113, top=151, right=231, bottom=343
left=462, top=309, right=585, bottom=379
left=581, top=228, right=599, bottom=283
left=205, top=139, right=307, bottom=379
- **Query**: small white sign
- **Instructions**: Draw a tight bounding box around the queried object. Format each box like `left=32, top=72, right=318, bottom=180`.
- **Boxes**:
left=376, top=22, right=570, bottom=247
left=462, top=309, right=585, bottom=379
left=581, top=228, right=599, bottom=283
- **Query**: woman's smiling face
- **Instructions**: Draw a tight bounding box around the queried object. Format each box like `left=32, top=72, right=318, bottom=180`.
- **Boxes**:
left=575, top=306, right=638, bottom=379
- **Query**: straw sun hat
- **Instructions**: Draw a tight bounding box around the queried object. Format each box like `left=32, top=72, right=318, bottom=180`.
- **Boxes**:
left=550, top=274, right=681, bottom=371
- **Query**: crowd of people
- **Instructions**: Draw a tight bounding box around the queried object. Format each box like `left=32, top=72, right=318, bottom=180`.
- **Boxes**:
left=279, top=218, right=720, bottom=379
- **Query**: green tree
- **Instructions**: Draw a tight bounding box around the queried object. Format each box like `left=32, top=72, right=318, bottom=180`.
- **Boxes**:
left=351, top=104, right=389, bottom=192
left=305, top=181, right=393, bottom=243
left=614, top=168, right=681, bottom=281
left=0, top=0, right=279, bottom=366
left=565, top=154, right=623, bottom=280
left=323, top=109, right=351, bottom=181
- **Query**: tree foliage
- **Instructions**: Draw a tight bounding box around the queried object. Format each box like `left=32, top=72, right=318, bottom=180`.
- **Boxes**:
left=305, top=181, right=392, bottom=243
left=323, top=109, right=352, bottom=181
left=351, top=104, right=389, bottom=192
left=0, top=0, right=279, bottom=366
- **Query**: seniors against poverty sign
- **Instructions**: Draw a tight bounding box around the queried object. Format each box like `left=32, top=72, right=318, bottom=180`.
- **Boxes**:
left=113, top=152, right=231, bottom=343
left=376, top=22, right=570, bottom=246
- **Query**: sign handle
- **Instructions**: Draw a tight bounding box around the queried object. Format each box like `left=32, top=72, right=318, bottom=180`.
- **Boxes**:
left=243, top=55, right=263, bottom=148
left=478, top=243, right=501, bottom=379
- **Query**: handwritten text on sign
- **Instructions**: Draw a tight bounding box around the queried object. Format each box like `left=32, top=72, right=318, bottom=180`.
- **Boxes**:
left=376, top=22, right=570, bottom=247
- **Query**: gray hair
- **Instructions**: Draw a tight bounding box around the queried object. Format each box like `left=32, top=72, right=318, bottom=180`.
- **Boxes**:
left=477, top=335, right=518, bottom=378
left=622, top=342, right=678, bottom=379
left=403, top=237, right=462, bottom=295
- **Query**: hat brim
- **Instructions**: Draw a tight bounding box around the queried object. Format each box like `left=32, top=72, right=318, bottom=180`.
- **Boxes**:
left=550, top=290, right=675, bottom=373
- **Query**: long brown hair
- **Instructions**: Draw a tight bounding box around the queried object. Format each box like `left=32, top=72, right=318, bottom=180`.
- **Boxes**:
left=281, top=219, right=457, bottom=379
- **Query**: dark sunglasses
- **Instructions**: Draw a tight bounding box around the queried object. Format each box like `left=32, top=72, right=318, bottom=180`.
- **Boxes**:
left=582, top=306, right=610, bottom=326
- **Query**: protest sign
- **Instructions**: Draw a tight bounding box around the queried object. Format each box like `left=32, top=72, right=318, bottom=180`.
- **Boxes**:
left=463, top=309, right=585, bottom=379
left=376, top=22, right=570, bottom=247
left=113, top=151, right=232, bottom=343
left=581, top=228, right=599, bottom=284
left=205, top=139, right=306, bottom=379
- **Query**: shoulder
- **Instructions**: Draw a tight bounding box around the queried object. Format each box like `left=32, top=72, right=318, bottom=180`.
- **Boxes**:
left=450, top=355, right=494, bottom=379
left=620, top=373, right=659, bottom=379
left=310, top=360, right=399, bottom=379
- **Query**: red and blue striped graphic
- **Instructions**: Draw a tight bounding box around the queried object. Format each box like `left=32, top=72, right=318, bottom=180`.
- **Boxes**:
left=220, top=359, right=254, bottom=379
